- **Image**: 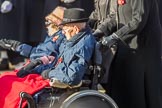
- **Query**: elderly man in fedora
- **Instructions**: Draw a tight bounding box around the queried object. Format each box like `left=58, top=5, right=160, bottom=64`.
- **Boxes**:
left=0, top=6, right=66, bottom=76
left=41, top=8, right=96, bottom=86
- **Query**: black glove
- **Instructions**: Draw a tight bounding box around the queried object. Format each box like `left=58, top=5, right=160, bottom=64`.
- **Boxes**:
left=0, top=39, right=22, bottom=51
left=87, top=19, right=98, bottom=29
left=41, top=69, right=51, bottom=79
left=101, top=33, right=119, bottom=47
left=16, top=59, right=42, bottom=77
left=93, top=29, right=105, bottom=41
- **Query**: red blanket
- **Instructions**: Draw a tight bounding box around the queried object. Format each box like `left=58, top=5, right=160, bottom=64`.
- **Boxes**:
left=0, top=70, right=50, bottom=108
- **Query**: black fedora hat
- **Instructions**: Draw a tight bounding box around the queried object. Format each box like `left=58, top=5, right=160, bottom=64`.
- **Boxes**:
left=60, top=8, right=89, bottom=25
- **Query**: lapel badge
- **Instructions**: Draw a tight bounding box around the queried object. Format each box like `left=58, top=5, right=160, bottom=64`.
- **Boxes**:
left=53, top=35, right=59, bottom=42
left=118, top=0, right=126, bottom=5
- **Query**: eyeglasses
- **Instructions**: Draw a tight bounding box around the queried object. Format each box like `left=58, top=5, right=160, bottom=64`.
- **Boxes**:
left=45, top=20, right=54, bottom=27
left=45, top=20, right=62, bottom=31
left=45, top=20, right=58, bottom=27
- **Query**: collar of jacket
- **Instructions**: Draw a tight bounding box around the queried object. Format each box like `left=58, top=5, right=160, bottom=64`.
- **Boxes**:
left=45, top=29, right=62, bottom=38
left=51, top=29, right=62, bottom=37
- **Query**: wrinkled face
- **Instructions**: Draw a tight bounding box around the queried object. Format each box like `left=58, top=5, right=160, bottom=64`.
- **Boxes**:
left=45, top=14, right=62, bottom=36
left=61, top=24, right=79, bottom=40
left=45, top=20, right=60, bottom=36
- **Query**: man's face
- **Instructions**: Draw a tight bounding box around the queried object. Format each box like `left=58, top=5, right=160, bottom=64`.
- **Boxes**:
left=45, top=15, right=62, bottom=36
left=45, top=19, right=60, bottom=36
left=62, top=24, right=78, bottom=40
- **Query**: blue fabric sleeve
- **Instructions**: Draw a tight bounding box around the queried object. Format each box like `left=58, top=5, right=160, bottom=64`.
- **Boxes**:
left=16, top=44, right=33, bottom=57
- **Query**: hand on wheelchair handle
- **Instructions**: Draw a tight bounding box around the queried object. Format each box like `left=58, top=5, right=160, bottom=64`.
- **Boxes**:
left=101, top=33, right=119, bottom=47
left=92, top=29, right=105, bottom=41
left=0, top=39, right=22, bottom=51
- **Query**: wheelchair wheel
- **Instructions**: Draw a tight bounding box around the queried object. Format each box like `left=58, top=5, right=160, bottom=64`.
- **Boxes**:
left=60, top=90, right=118, bottom=108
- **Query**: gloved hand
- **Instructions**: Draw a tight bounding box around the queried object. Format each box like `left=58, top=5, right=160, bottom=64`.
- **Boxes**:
left=87, top=19, right=98, bottom=29
left=0, top=39, right=22, bottom=51
left=101, top=33, right=119, bottom=47
left=0, top=0, right=13, bottom=13
left=41, top=69, right=51, bottom=79
left=16, top=59, right=42, bottom=77
left=93, top=29, right=104, bottom=41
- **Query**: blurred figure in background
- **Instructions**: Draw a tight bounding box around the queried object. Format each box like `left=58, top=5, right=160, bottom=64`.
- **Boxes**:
left=158, top=0, right=162, bottom=25
left=0, top=0, right=46, bottom=70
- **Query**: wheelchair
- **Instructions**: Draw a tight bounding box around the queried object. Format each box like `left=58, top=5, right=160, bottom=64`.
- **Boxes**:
left=18, top=43, right=118, bottom=108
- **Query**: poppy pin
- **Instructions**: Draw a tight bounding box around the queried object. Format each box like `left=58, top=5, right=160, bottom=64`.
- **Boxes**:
left=118, top=0, right=126, bottom=5
left=52, top=35, right=59, bottom=42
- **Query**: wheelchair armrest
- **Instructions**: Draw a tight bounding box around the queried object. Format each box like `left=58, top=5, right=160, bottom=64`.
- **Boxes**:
left=49, top=78, right=82, bottom=89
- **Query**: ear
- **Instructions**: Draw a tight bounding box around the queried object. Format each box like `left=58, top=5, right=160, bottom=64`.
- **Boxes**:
left=73, top=26, right=79, bottom=34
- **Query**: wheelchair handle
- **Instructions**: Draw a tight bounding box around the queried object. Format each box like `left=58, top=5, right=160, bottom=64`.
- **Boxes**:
left=19, top=92, right=36, bottom=108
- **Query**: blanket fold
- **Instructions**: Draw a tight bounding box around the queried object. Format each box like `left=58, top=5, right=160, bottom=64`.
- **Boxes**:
left=0, top=70, right=50, bottom=108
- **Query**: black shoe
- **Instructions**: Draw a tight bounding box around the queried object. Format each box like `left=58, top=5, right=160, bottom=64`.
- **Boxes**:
left=0, top=58, right=9, bottom=70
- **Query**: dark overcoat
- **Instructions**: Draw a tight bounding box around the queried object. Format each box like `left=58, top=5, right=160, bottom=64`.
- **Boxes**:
left=158, top=0, right=162, bottom=25
left=89, top=0, right=116, bottom=30
left=98, top=0, right=162, bottom=108
left=0, top=0, right=45, bottom=43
